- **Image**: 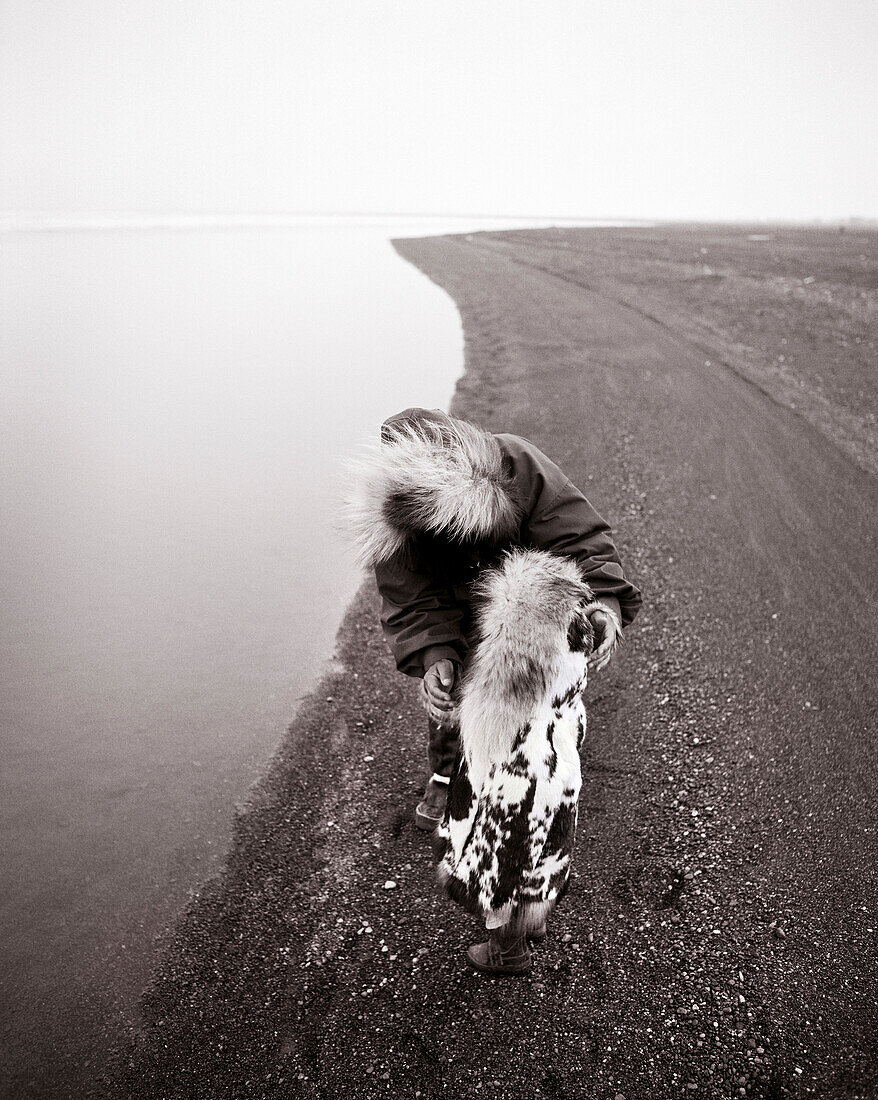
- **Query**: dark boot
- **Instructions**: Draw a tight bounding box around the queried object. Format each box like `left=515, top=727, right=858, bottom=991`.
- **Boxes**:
left=414, top=776, right=449, bottom=832
left=466, top=924, right=531, bottom=976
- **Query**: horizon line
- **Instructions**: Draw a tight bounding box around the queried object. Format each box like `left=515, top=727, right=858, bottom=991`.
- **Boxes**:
left=0, top=210, right=649, bottom=232
left=2, top=212, right=876, bottom=237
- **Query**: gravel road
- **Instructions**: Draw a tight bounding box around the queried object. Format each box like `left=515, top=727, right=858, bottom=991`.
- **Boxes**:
left=103, top=226, right=877, bottom=1100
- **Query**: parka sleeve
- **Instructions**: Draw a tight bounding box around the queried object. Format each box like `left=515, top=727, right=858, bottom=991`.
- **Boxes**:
left=526, top=477, right=643, bottom=626
left=374, top=556, right=468, bottom=678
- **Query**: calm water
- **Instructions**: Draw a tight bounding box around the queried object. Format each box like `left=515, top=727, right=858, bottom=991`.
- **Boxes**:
left=0, top=223, right=465, bottom=1093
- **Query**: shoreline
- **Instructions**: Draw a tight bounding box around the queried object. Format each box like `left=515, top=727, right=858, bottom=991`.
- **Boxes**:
left=102, top=225, right=877, bottom=1099
left=0, top=223, right=463, bottom=1100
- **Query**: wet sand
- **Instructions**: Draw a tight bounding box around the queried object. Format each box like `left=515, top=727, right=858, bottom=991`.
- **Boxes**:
left=102, top=225, right=877, bottom=1099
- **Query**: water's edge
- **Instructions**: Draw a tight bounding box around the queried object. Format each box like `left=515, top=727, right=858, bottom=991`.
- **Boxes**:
left=0, top=225, right=465, bottom=1098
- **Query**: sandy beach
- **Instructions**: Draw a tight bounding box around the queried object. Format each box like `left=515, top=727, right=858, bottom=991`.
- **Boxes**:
left=100, top=225, right=877, bottom=1100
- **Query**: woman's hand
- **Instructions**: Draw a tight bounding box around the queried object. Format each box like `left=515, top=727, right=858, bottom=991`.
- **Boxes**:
left=421, top=659, right=458, bottom=726
left=586, top=600, right=622, bottom=674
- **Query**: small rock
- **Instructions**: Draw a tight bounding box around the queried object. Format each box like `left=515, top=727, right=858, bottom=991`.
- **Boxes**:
left=383, top=880, right=397, bottom=890
left=562, top=933, right=572, bottom=943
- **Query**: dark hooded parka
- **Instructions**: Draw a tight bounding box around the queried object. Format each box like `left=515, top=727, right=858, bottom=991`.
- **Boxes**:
left=350, top=408, right=642, bottom=679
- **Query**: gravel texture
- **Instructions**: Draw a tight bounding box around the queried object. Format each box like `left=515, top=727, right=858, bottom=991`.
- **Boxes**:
left=101, top=225, right=877, bottom=1100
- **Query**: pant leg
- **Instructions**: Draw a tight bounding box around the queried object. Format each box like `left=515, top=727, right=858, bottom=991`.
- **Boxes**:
left=427, top=716, right=460, bottom=779
left=427, top=608, right=470, bottom=779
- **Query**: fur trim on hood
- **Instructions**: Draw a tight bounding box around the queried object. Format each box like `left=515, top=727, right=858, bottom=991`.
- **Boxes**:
left=347, top=413, right=524, bottom=566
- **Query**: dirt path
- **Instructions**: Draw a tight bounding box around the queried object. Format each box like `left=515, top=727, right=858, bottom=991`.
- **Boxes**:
left=102, top=227, right=877, bottom=1100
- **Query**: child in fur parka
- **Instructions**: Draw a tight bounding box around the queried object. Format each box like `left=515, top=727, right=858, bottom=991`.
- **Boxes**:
left=434, top=547, right=603, bottom=974
left=349, top=408, right=641, bottom=974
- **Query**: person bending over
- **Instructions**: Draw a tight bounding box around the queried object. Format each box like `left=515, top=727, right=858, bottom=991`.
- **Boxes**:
left=349, top=407, right=642, bottom=830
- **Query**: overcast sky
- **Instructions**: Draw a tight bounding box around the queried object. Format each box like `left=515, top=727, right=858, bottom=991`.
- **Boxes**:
left=1, top=0, right=875, bottom=220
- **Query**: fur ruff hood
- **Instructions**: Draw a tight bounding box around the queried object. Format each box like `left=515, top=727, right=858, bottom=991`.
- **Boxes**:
left=347, top=413, right=523, bottom=567
left=458, top=548, right=596, bottom=771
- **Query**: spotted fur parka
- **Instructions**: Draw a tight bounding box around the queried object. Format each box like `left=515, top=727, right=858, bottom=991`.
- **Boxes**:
left=434, top=549, right=600, bottom=931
